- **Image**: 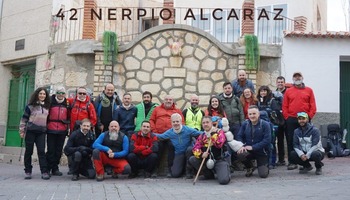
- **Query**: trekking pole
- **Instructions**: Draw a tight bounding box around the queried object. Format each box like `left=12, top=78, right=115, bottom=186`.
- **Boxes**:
left=342, top=121, right=349, bottom=145
left=193, top=138, right=212, bottom=185
left=19, top=138, right=24, bottom=162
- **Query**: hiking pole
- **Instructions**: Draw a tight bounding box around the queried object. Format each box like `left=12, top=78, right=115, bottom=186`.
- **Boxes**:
left=19, top=138, right=24, bottom=162
left=342, top=121, right=349, bottom=145
left=193, top=139, right=212, bottom=185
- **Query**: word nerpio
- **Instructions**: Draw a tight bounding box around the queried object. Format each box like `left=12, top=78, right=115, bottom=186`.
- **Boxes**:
left=56, top=8, right=284, bottom=21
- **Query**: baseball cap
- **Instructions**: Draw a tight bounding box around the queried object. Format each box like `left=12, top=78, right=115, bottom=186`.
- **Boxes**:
left=297, top=112, right=308, bottom=119
left=293, top=72, right=303, bottom=77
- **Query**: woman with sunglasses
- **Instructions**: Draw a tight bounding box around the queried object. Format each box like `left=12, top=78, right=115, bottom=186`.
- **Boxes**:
left=19, top=87, right=51, bottom=180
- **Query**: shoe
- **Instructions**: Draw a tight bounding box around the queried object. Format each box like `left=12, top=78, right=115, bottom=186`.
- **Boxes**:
left=67, top=169, right=73, bottom=175
left=245, top=168, right=255, bottom=177
left=185, top=172, right=193, bottom=179
left=151, top=172, right=157, bottom=178
left=96, top=174, right=104, bottom=181
left=24, top=172, right=32, bottom=180
left=276, top=160, right=286, bottom=166
left=112, top=172, right=119, bottom=179
left=41, top=172, right=50, bottom=180
left=144, top=172, right=151, bottom=178
left=299, top=166, right=313, bottom=174
left=128, top=172, right=138, bottom=179
left=166, top=172, right=172, bottom=178
left=287, top=164, right=297, bottom=170
left=51, top=170, right=63, bottom=176
left=269, top=165, right=276, bottom=170
left=105, top=166, right=113, bottom=175
left=315, top=168, right=322, bottom=175
left=71, top=174, right=79, bottom=181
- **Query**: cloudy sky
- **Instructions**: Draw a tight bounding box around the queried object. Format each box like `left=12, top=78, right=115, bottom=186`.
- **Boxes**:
left=328, top=0, right=349, bottom=31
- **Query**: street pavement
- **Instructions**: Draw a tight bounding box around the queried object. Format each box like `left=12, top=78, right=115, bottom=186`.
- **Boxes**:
left=0, top=157, right=350, bottom=200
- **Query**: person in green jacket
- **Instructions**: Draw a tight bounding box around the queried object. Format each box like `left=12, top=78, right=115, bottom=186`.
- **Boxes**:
left=134, top=91, right=158, bottom=132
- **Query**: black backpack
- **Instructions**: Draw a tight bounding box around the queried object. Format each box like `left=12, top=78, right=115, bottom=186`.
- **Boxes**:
left=327, top=124, right=349, bottom=157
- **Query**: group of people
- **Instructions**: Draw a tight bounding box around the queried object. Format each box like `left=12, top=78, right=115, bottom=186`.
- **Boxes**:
left=18, top=70, right=325, bottom=184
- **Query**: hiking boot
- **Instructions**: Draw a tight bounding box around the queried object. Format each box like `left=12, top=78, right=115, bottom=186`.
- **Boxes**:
left=287, top=164, right=297, bottom=170
left=51, top=170, right=63, bottom=176
left=299, top=166, right=313, bottom=174
left=71, top=174, right=79, bottom=181
left=185, top=172, right=193, bottom=179
left=245, top=168, right=255, bottom=177
left=105, top=166, right=113, bottom=175
left=315, top=168, right=322, bottom=175
left=151, top=171, right=157, bottom=178
left=166, top=172, right=172, bottom=178
left=41, top=172, right=50, bottom=180
left=67, top=169, right=73, bottom=175
left=128, top=172, right=138, bottom=179
left=112, top=172, right=119, bottom=179
left=276, top=160, right=286, bottom=166
left=24, top=172, right=32, bottom=180
left=96, top=174, right=104, bottom=181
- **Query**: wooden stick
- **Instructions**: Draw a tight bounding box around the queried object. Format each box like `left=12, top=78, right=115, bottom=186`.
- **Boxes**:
left=193, top=138, right=212, bottom=185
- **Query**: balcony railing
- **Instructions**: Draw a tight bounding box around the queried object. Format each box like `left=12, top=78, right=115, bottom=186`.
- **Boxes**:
left=51, top=7, right=296, bottom=45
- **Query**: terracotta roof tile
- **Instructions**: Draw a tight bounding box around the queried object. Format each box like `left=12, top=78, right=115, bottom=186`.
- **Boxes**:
left=284, top=31, right=350, bottom=39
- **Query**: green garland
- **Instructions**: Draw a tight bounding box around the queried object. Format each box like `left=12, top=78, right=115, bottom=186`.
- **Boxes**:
left=244, top=34, right=260, bottom=70
left=103, top=31, right=118, bottom=65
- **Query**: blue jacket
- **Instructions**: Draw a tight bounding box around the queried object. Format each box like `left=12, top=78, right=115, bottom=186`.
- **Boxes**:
left=113, top=104, right=137, bottom=133
left=92, top=132, right=129, bottom=158
left=237, top=119, right=271, bottom=155
left=155, top=126, right=201, bottom=155
left=293, top=123, right=325, bottom=159
left=231, top=79, right=255, bottom=98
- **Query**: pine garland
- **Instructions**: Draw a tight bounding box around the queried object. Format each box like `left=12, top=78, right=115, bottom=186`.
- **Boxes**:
left=103, top=31, right=118, bottom=65
left=244, top=34, right=260, bottom=70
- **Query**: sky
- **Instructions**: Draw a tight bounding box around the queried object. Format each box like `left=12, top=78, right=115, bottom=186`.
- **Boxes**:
left=327, top=0, right=349, bottom=31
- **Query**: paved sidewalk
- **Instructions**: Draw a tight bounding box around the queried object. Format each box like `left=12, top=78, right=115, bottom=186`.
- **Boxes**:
left=0, top=157, right=349, bottom=200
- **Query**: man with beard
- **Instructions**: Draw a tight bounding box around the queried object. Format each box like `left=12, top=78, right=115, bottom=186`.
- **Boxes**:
left=182, top=94, right=204, bottom=130
left=290, top=112, right=324, bottom=175
left=92, top=121, right=131, bottom=181
left=155, top=113, right=201, bottom=178
left=231, top=69, right=255, bottom=98
left=114, top=93, right=137, bottom=137
left=94, top=84, right=121, bottom=137
left=282, top=72, right=316, bottom=170
left=64, top=119, right=96, bottom=181
left=275, top=76, right=287, bottom=166
left=134, top=91, right=158, bottom=132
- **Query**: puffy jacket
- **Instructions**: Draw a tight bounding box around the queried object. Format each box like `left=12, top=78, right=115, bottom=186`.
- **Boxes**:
left=150, top=103, right=184, bottom=133
left=293, top=123, right=325, bottom=159
left=68, top=96, right=97, bottom=131
left=130, top=131, right=158, bottom=158
left=282, top=84, right=317, bottom=119
left=47, top=95, right=69, bottom=134
left=237, top=119, right=271, bottom=156
left=64, top=129, right=95, bottom=156
left=113, top=104, right=137, bottom=133
left=134, top=102, right=158, bottom=132
left=218, top=93, right=244, bottom=125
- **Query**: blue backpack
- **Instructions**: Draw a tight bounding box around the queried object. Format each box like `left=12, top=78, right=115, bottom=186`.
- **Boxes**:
left=327, top=124, right=350, bottom=157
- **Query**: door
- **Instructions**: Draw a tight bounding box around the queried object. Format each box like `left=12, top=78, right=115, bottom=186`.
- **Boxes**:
left=5, top=65, right=35, bottom=146
left=340, top=61, right=350, bottom=147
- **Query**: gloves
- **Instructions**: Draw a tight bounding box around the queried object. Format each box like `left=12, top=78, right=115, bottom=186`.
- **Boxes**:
left=222, top=118, right=230, bottom=132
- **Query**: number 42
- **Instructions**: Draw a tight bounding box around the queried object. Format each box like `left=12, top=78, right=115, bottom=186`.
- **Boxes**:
left=56, top=8, right=78, bottom=20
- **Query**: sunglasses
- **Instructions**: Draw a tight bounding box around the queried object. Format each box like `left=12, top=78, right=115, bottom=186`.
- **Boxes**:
left=56, top=92, right=65, bottom=95
left=78, top=92, right=87, bottom=95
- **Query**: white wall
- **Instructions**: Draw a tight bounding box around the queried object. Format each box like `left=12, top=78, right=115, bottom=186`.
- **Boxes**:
left=282, top=37, right=350, bottom=113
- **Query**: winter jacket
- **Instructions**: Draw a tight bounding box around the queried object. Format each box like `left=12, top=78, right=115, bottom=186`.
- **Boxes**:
left=150, top=103, right=184, bottom=133
left=231, top=79, right=255, bottom=98
left=129, top=131, right=158, bottom=158
left=94, top=92, right=121, bottom=126
left=237, top=119, right=271, bottom=156
left=64, top=129, right=95, bottom=156
left=19, top=105, right=49, bottom=134
left=183, top=107, right=204, bottom=130
left=68, top=96, right=97, bottom=131
left=155, top=125, right=201, bottom=155
left=134, top=102, right=158, bottom=132
left=192, top=128, right=227, bottom=160
left=47, top=95, right=69, bottom=134
left=282, top=84, right=317, bottom=119
left=204, top=109, right=227, bottom=118
left=93, top=131, right=129, bottom=158
left=113, top=104, right=137, bottom=133
left=218, top=93, right=244, bottom=125
left=293, top=123, right=325, bottom=159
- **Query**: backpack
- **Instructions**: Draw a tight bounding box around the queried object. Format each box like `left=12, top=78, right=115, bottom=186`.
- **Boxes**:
left=260, top=110, right=278, bottom=167
left=327, top=124, right=350, bottom=157
left=269, top=91, right=285, bottom=126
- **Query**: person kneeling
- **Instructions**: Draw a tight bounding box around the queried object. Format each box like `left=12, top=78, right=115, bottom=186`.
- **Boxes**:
left=92, top=121, right=131, bottom=181
left=236, top=105, right=271, bottom=178
left=189, top=116, right=231, bottom=185
left=64, top=119, right=96, bottom=181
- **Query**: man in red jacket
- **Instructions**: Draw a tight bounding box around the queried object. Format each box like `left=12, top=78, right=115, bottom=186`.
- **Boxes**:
left=282, top=72, right=317, bottom=170
left=127, top=121, right=158, bottom=178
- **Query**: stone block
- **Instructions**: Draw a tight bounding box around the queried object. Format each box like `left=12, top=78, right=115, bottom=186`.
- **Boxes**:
left=214, top=81, right=225, bottom=93
left=95, top=70, right=103, bottom=75
left=148, top=49, right=160, bottom=59
left=198, top=80, right=213, bottom=94
left=164, top=68, right=186, bottom=78
left=137, top=71, right=150, bottom=82
left=161, top=79, right=172, bottom=90
left=151, top=70, right=163, bottom=82
left=194, top=48, right=206, bottom=60
left=211, top=72, right=224, bottom=81
left=141, top=38, right=155, bottom=50
left=126, top=79, right=140, bottom=90
left=185, top=33, right=199, bottom=44
left=125, top=57, right=141, bottom=70
left=126, top=72, right=135, bottom=78
left=183, top=57, right=199, bottom=71
left=156, top=37, right=167, bottom=48
left=169, top=88, right=183, bottom=99
left=155, top=58, right=169, bottom=69
left=198, top=95, right=210, bottom=106
left=66, top=72, right=88, bottom=86
left=257, top=71, right=271, bottom=86
left=50, top=68, right=64, bottom=84
left=186, top=72, right=197, bottom=85
left=160, top=46, right=171, bottom=57
left=115, top=64, right=125, bottom=73
left=199, top=72, right=209, bottom=78
left=169, top=57, right=183, bottom=68
left=185, top=85, right=196, bottom=92
left=173, top=79, right=184, bottom=87
left=202, top=58, right=216, bottom=71
left=141, top=84, right=161, bottom=95
left=141, top=59, right=155, bottom=72
left=225, top=69, right=234, bottom=81
left=128, top=91, right=142, bottom=102
left=209, top=46, right=222, bottom=58
left=217, top=58, right=227, bottom=70
left=198, top=38, right=210, bottom=50
left=181, top=45, right=194, bottom=57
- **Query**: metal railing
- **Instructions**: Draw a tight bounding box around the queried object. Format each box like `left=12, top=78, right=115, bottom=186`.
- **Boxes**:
left=50, top=7, right=296, bottom=45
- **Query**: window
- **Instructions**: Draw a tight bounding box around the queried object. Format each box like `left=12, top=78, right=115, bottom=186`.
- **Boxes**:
left=256, top=4, right=287, bottom=44
left=142, top=18, right=159, bottom=31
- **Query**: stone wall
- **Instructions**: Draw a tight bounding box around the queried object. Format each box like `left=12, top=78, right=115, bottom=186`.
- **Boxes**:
left=93, top=25, right=281, bottom=110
